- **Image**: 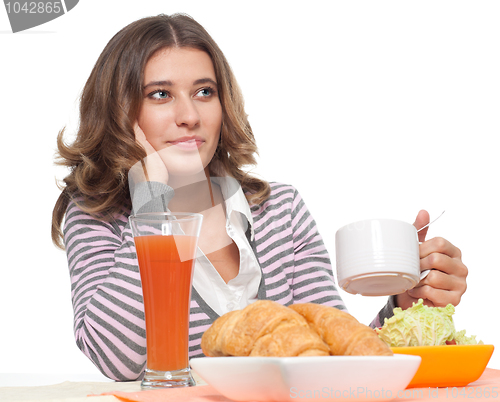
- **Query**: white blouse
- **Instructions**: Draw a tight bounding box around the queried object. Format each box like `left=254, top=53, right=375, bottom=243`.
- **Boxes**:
left=191, top=177, right=262, bottom=316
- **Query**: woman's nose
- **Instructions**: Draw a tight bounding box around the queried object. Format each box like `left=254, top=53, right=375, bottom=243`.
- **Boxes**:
left=174, top=96, right=200, bottom=128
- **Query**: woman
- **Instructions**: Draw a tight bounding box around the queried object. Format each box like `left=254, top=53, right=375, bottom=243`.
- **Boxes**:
left=52, top=14, right=467, bottom=381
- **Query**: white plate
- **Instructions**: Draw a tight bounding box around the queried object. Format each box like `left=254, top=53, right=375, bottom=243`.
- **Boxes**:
left=190, top=355, right=421, bottom=401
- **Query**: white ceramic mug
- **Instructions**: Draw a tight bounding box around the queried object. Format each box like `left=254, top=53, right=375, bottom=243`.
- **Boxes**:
left=335, top=219, right=420, bottom=296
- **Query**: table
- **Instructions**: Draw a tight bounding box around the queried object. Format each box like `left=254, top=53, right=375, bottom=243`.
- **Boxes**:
left=1, top=369, right=499, bottom=401
left=0, top=373, right=138, bottom=402
left=0, top=371, right=207, bottom=401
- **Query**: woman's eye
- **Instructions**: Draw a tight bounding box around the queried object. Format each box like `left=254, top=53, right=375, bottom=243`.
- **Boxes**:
left=197, top=87, right=213, bottom=97
left=150, top=90, right=169, bottom=100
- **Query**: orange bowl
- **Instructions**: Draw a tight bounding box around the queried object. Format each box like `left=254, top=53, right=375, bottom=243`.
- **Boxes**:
left=391, top=344, right=494, bottom=388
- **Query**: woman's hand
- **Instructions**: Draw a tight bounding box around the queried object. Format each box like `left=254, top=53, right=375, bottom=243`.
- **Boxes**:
left=395, top=210, right=468, bottom=310
left=130, top=122, right=169, bottom=184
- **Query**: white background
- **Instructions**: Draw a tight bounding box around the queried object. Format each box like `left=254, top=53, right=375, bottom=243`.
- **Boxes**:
left=1, top=0, right=499, bottom=378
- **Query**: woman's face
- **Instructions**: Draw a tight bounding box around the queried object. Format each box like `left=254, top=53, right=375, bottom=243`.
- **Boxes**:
left=138, top=47, right=222, bottom=177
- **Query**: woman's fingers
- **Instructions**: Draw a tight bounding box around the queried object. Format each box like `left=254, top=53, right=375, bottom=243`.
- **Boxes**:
left=413, top=268, right=465, bottom=292
left=407, top=285, right=463, bottom=307
left=131, top=122, right=169, bottom=184
left=413, top=210, right=430, bottom=243
left=134, top=122, right=157, bottom=155
left=409, top=267, right=466, bottom=307
left=419, top=250, right=467, bottom=277
left=397, top=233, right=468, bottom=310
left=419, top=237, right=462, bottom=260
left=407, top=238, right=468, bottom=307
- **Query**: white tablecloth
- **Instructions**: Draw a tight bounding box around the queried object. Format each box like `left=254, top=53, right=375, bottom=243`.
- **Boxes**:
left=0, top=372, right=206, bottom=401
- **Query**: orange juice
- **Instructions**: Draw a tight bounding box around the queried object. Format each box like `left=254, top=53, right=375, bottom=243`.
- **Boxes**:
left=135, top=235, right=197, bottom=371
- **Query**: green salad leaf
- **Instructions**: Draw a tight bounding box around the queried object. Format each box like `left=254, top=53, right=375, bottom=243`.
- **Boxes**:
left=376, top=299, right=482, bottom=347
left=454, top=329, right=483, bottom=345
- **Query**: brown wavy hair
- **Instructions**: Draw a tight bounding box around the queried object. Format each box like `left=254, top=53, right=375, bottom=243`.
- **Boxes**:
left=52, top=13, right=270, bottom=249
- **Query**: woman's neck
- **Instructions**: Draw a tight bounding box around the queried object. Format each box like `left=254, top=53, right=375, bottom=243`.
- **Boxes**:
left=167, top=168, right=217, bottom=213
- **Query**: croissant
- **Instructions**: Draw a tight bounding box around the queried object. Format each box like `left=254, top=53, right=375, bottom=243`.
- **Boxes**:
left=201, top=300, right=330, bottom=357
left=289, top=303, right=393, bottom=356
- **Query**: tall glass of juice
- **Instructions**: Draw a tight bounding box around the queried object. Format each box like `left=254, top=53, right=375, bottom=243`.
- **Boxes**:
left=129, top=212, right=203, bottom=389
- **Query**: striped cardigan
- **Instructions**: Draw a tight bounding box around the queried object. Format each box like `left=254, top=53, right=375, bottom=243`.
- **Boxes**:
left=63, top=182, right=394, bottom=381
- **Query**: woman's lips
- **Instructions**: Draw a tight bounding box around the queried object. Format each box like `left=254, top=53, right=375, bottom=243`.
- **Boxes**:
left=169, top=138, right=204, bottom=150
